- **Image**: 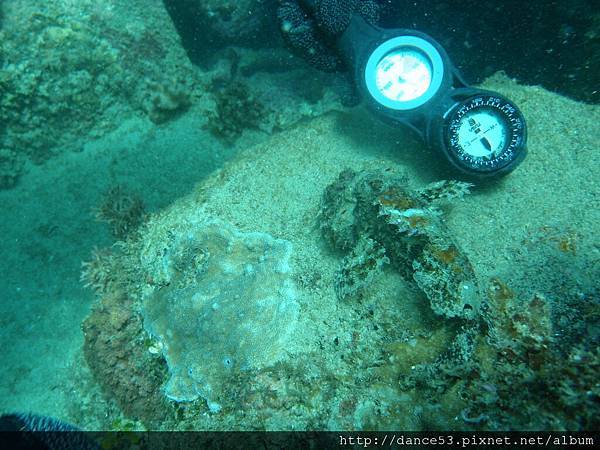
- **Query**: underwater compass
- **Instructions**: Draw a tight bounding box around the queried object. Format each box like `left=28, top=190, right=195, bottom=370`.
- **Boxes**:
left=442, top=94, right=527, bottom=174
left=337, top=15, right=527, bottom=177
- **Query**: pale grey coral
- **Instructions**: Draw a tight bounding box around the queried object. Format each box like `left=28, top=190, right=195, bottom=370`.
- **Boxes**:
left=141, top=217, right=299, bottom=409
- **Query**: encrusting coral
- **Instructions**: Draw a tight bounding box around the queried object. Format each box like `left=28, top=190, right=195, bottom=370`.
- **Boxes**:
left=141, top=217, right=299, bottom=412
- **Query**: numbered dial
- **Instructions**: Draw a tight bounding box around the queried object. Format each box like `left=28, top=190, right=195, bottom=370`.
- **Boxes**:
left=375, top=49, right=432, bottom=102
left=445, top=95, right=526, bottom=174
left=364, top=36, right=444, bottom=110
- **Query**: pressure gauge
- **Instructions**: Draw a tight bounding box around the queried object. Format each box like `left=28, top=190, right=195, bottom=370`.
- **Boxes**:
left=365, top=36, right=445, bottom=110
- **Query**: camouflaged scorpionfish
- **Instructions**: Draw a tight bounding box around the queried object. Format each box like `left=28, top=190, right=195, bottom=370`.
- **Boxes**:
left=319, top=168, right=481, bottom=320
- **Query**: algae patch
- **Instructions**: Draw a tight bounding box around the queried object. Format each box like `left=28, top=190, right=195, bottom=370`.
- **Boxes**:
left=141, top=218, right=299, bottom=409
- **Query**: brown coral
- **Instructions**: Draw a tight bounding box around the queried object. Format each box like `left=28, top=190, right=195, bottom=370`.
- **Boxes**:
left=82, top=290, right=170, bottom=425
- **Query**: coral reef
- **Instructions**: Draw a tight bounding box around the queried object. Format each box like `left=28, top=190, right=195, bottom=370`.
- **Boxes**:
left=76, top=103, right=598, bottom=431
left=319, top=168, right=480, bottom=320
left=80, top=201, right=600, bottom=431
left=141, top=217, right=299, bottom=411
left=0, top=0, right=195, bottom=188
left=0, top=7, right=122, bottom=168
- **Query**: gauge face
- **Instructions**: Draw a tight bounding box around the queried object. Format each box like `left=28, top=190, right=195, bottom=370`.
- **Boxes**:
left=445, top=95, right=527, bottom=174
left=375, top=49, right=432, bottom=102
left=455, top=108, right=508, bottom=158
left=364, top=36, right=445, bottom=111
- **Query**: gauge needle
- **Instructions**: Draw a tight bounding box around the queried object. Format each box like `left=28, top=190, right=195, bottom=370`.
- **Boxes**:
left=480, top=137, right=493, bottom=153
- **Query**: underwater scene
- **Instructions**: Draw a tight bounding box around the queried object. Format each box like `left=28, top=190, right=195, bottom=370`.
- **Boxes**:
left=0, top=0, right=599, bottom=434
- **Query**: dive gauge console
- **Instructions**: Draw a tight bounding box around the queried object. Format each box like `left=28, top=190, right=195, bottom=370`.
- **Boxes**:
left=338, top=15, right=527, bottom=177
